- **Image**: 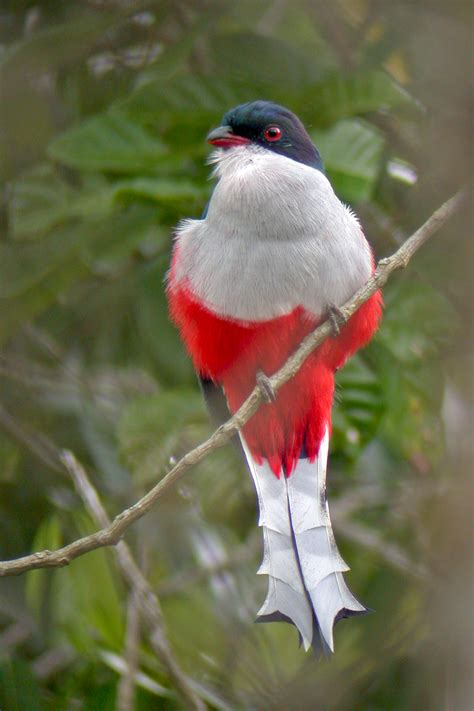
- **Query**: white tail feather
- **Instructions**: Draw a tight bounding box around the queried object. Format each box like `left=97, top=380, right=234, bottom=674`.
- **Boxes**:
left=242, top=428, right=367, bottom=653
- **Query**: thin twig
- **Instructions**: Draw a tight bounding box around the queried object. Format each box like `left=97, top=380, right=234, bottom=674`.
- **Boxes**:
left=0, top=190, right=464, bottom=579
left=0, top=404, right=63, bottom=474
left=116, top=590, right=140, bottom=711
left=32, top=646, right=76, bottom=682
left=337, top=518, right=428, bottom=580
left=61, top=452, right=206, bottom=711
left=158, top=533, right=261, bottom=598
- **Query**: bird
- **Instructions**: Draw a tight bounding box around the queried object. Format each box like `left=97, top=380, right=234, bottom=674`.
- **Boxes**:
left=166, top=100, right=382, bottom=654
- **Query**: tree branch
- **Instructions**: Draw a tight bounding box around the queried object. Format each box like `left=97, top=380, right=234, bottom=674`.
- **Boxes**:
left=61, top=451, right=207, bottom=711
left=0, top=190, right=464, bottom=578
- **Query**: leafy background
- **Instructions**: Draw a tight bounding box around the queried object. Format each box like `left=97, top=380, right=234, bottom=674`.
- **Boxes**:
left=0, top=1, right=471, bottom=710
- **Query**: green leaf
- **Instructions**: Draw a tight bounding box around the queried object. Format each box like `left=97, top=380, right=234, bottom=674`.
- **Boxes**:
left=117, top=389, right=207, bottom=485
left=10, top=165, right=115, bottom=241
left=0, top=226, right=87, bottom=300
left=314, top=119, right=384, bottom=202
left=1, top=200, right=167, bottom=344
left=120, top=74, right=272, bottom=123
left=135, top=258, right=196, bottom=386
left=301, top=70, right=417, bottom=127
left=25, top=515, right=62, bottom=619
left=0, top=17, right=111, bottom=81
left=377, top=351, right=445, bottom=464
left=9, top=164, right=203, bottom=243
left=371, top=277, right=459, bottom=463
left=208, top=32, right=315, bottom=86
left=114, top=176, right=207, bottom=205
left=0, top=213, right=166, bottom=346
left=136, top=3, right=231, bottom=86
left=378, top=278, right=460, bottom=364
left=51, top=513, right=124, bottom=653
left=333, top=354, right=385, bottom=458
left=80, top=204, right=167, bottom=274
left=48, top=112, right=167, bottom=173
left=0, top=659, right=45, bottom=711
left=0, top=433, right=20, bottom=483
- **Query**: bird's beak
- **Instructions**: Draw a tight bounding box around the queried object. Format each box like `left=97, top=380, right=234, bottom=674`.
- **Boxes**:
left=206, top=125, right=251, bottom=148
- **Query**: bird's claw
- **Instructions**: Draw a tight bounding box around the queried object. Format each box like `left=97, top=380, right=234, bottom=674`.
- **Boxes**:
left=256, top=370, right=276, bottom=403
left=326, top=303, right=347, bottom=336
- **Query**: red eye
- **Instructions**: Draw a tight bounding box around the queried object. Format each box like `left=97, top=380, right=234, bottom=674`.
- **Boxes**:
left=263, top=125, right=282, bottom=142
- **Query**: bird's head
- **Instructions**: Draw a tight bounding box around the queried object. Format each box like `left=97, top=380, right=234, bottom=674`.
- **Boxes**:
left=206, top=100, right=324, bottom=172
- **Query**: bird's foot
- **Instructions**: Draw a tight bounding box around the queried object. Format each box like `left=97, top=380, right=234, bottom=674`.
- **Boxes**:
left=326, top=303, right=347, bottom=336
left=256, top=370, right=276, bottom=403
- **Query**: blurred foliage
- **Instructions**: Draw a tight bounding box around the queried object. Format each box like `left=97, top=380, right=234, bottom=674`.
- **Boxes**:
left=0, top=1, right=471, bottom=710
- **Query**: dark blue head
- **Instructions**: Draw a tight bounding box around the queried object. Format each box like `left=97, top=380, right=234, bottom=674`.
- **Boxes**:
left=207, top=100, right=324, bottom=172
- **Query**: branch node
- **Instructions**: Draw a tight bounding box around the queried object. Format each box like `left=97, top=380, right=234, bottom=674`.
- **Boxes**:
left=256, top=370, right=277, bottom=402
left=326, top=303, right=347, bottom=336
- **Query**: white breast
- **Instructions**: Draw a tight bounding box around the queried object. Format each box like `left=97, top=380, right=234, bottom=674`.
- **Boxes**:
left=173, top=145, right=372, bottom=321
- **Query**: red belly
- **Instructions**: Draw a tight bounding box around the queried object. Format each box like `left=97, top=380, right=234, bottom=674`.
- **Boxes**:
left=168, top=279, right=382, bottom=476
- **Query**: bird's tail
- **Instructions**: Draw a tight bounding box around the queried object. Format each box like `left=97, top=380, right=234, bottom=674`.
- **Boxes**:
left=241, top=428, right=367, bottom=653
